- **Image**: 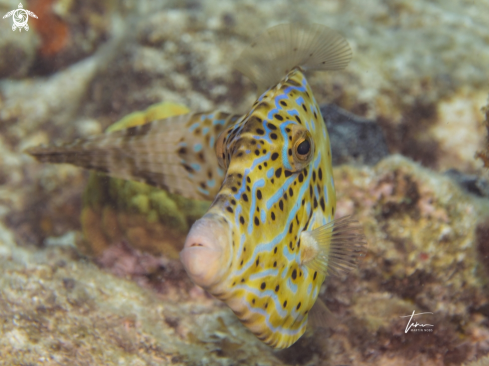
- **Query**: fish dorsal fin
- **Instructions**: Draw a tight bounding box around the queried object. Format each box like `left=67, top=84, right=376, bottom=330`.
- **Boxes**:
left=234, top=23, right=352, bottom=94
left=300, top=216, right=367, bottom=277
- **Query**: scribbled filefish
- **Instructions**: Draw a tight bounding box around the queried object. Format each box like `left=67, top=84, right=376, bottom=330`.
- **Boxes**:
left=28, top=24, right=367, bottom=349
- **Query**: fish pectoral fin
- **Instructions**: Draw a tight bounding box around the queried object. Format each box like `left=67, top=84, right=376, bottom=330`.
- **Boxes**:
left=308, top=298, right=339, bottom=330
left=234, top=23, right=352, bottom=94
left=300, top=216, right=367, bottom=277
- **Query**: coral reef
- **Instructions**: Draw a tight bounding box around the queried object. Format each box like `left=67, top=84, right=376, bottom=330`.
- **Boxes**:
left=0, top=234, right=280, bottom=365
left=2, top=0, right=488, bottom=171
left=1, top=156, right=489, bottom=365
left=1, top=0, right=489, bottom=364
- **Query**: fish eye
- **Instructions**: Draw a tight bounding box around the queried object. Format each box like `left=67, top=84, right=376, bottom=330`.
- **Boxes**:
left=294, top=135, right=313, bottom=162
left=296, top=139, right=310, bottom=156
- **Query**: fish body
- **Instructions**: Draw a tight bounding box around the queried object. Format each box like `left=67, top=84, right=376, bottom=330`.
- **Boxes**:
left=194, top=67, right=337, bottom=347
left=28, top=23, right=366, bottom=349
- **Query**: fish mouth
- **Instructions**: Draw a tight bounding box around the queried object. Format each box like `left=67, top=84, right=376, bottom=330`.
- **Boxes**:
left=180, top=213, right=232, bottom=289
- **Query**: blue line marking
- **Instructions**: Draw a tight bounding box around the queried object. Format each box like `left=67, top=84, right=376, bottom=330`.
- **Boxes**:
left=235, top=284, right=289, bottom=319
left=265, top=175, right=295, bottom=210
left=234, top=204, right=242, bottom=232
left=235, top=161, right=314, bottom=277
left=286, top=108, right=300, bottom=117
left=233, top=153, right=271, bottom=199
left=284, top=84, right=307, bottom=94
left=212, top=119, right=226, bottom=126
left=274, top=94, right=288, bottom=110
left=282, top=240, right=297, bottom=263
left=287, top=278, right=298, bottom=294
left=279, top=120, right=295, bottom=170
left=249, top=268, right=278, bottom=281
left=267, top=108, right=280, bottom=120
left=189, top=122, right=200, bottom=132
left=197, top=186, right=209, bottom=196
left=295, top=96, right=305, bottom=107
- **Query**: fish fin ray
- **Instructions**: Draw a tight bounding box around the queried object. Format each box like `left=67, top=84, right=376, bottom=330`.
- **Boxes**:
left=308, top=298, right=339, bottom=330
left=234, top=23, right=351, bottom=94
left=27, top=112, right=241, bottom=200
left=300, top=215, right=367, bottom=277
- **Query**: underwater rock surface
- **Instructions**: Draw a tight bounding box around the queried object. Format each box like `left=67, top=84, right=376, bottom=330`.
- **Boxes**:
left=321, top=103, right=389, bottom=166
left=1, top=156, right=489, bottom=365
left=1, top=0, right=489, bottom=364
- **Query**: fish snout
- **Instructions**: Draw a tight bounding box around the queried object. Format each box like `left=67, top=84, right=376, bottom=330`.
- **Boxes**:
left=180, top=214, right=231, bottom=289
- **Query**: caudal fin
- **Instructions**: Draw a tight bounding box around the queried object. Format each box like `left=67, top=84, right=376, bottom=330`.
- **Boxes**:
left=27, top=112, right=239, bottom=201
left=234, top=23, right=352, bottom=93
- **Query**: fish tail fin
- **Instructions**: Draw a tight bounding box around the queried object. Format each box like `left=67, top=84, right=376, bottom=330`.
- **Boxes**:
left=26, top=112, right=237, bottom=200
left=26, top=135, right=119, bottom=168
left=25, top=128, right=144, bottom=174
left=234, top=23, right=352, bottom=93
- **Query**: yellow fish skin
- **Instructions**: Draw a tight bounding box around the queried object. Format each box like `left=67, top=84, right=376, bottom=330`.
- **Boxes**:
left=181, top=24, right=366, bottom=348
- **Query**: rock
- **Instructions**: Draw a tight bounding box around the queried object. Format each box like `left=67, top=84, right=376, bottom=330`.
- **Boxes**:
left=2, top=156, right=489, bottom=365
left=0, top=223, right=281, bottom=365
left=321, top=103, right=389, bottom=166
left=444, top=169, right=489, bottom=198
left=324, top=155, right=489, bottom=365
left=1, top=0, right=489, bottom=363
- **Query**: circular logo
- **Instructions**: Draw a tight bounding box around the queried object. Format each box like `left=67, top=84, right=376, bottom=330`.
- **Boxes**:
left=12, top=8, right=28, bottom=29
left=3, top=3, right=38, bottom=32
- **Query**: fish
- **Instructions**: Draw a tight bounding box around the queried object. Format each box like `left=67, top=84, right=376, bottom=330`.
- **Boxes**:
left=27, top=23, right=367, bottom=349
